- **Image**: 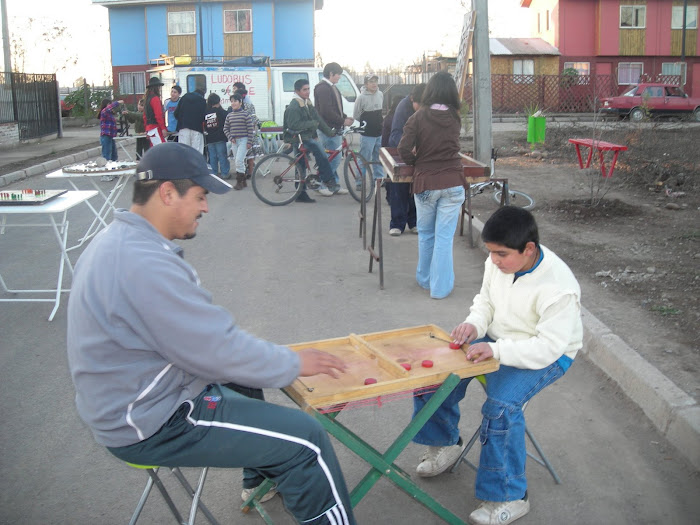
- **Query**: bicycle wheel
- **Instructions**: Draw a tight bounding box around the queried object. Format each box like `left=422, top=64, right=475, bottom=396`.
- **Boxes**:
left=251, top=154, right=304, bottom=206
left=343, top=152, right=375, bottom=203
left=493, top=188, right=535, bottom=210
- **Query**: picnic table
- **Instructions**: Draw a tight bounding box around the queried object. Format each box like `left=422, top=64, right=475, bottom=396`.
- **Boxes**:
left=568, top=138, right=627, bottom=178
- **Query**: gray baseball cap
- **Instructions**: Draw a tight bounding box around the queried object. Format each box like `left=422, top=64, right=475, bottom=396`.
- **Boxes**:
left=136, top=143, right=232, bottom=194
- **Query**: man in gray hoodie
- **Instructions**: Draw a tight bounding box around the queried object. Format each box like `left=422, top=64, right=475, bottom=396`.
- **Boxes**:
left=67, top=142, right=356, bottom=525
left=353, top=73, right=385, bottom=186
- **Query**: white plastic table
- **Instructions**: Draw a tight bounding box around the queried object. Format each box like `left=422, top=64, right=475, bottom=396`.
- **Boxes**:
left=46, top=166, right=135, bottom=251
left=0, top=190, right=98, bottom=321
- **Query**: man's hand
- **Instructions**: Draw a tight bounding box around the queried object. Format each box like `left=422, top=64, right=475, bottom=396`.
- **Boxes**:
left=451, top=322, right=478, bottom=346
left=343, top=117, right=354, bottom=127
left=298, top=348, right=348, bottom=379
left=465, top=342, right=493, bottom=363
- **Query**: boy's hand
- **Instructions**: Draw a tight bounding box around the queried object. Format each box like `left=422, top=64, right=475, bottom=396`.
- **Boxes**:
left=298, top=348, right=348, bottom=379
left=451, top=322, right=478, bottom=345
left=465, top=342, right=493, bottom=363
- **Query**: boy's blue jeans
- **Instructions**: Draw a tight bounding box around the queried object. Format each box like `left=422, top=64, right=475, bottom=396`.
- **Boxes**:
left=100, top=135, right=117, bottom=161
left=359, top=135, right=384, bottom=180
left=412, top=336, right=566, bottom=502
left=413, top=186, right=465, bottom=299
left=207, top=141, right=230, bottom=177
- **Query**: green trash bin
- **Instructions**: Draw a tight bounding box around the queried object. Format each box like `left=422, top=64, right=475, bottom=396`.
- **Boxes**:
left=527, top=115, right=546, bottom=144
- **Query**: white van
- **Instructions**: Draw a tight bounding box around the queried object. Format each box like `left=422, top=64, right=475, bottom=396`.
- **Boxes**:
left=148, top=59, right=359, bottom=124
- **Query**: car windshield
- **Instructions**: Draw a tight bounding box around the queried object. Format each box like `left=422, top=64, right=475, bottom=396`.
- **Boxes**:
left=623, top=86, right=638, bottom=96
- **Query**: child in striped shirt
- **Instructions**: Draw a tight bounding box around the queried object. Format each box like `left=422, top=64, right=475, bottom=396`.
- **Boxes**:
left=224, top=93, right=254, bottom=190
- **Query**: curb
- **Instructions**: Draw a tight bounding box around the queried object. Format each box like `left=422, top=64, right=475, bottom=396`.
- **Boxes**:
left=0, top=139, right=134, bottom=188
left=468, top=216, right=700, bottom=471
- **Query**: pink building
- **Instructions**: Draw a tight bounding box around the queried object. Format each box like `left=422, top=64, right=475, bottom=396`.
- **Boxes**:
left=520, top=0, right=700, bottom=95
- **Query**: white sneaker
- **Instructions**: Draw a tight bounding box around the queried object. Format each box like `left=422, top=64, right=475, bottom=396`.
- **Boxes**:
left=468, top=495, right=530, bottom=525
left=389, top=228, right=402, bottom=236
left=334, top=187, right=349, bottom=195
left=409, top=226, right=418, bottom=234
left=416, top=440, right=465, bottom=477
left=241, top=485, right=278, bottom=504
left=315, top=186, right=334, bottom=197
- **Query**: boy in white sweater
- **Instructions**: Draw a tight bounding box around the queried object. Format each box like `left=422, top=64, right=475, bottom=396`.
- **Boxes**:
left=411, top=206, right=582, bottom=525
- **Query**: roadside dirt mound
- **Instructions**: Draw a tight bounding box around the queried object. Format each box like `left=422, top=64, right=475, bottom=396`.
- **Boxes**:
left=465, top=122, right=699, bottom=401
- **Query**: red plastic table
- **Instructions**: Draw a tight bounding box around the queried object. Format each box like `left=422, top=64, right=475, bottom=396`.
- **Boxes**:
left=568, top=138, right=627, bottom=178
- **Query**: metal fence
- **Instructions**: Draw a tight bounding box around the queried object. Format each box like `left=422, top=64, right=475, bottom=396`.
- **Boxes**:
left=0, top=72, right=59, bottom=139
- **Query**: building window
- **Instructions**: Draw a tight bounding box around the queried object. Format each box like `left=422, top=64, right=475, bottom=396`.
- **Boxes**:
left=118, top=72, right=146, bottom=95
left=546, top=9, right=550, bottom=30
left=661, top=62, right=687, bottom=85
left=513, top=59, right=534, bottom=83
left=224, top=9, right=252, bottom=33
left=671, top=5, right=698, bottom=29
left=537, top=12, right=541, bottom=33
left=620, top=5, right=646, bottom=28
left=563, top=62, right=590, bottom=76
left=168, top=11, right=196, bottom=36
left=617, top=62, right=643, bottom=85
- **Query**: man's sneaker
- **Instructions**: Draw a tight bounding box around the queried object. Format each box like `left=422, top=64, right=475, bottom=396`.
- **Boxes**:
left=315, top=185, right=334, bottom=197
left=468, top=494, right=530, bottom=525
left=409, top=226, right=419, bottom=234
left=296, top=192, right=316, bottom=203
left=334, top=187, right=349, bottom=195
left=100, top=175, right=115, bottom=182
left=416, top=439, right=465, bottom=477
left=389, top=228, right=402, bottom=236
left=241, top=485, right=278, bottom=504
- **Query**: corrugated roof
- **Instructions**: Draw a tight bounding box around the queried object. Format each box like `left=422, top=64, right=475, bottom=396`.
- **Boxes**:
left=489, top=38, right=560, bottom=56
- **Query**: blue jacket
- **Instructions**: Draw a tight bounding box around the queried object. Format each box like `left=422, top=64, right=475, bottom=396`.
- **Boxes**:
left=388, top=95, right=415, bottom=148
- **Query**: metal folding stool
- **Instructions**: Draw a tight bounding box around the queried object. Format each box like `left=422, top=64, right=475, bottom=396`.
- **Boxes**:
left=126, top=463, right=221, bottom=525
left=449, top=376, right=562, bottom=484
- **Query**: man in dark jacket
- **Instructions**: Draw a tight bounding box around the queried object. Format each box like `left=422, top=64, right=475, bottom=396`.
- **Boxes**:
left=313, top=62, right=352, bottom=193
left=284, top=78, right=342, bottom=198
left=174, top=83, right=207, bottom=154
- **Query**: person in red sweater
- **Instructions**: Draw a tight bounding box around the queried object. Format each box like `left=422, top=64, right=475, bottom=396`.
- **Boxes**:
left=143, top=77, right=167, bottom=147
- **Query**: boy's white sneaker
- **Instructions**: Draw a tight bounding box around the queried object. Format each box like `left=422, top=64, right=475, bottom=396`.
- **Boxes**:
left=415, top=440, right=465, bottom=477
left=468, top=495, right=530, bottom=525
left=241, top=485, right=277, bottom=503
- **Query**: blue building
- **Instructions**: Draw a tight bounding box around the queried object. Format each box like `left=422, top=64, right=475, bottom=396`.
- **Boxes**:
left=93, top=0, right=323, bottom=99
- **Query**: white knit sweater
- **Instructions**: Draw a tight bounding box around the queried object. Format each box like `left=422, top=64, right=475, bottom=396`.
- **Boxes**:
left=465, top=245, right=583, bottom=370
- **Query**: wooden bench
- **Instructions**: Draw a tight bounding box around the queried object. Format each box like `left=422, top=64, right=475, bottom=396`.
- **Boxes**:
left=568, top=138, right=628, bottom=178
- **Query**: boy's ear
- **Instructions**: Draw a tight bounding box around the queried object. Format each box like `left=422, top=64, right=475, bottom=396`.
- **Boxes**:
left=523, top=241, right=538, bottom=256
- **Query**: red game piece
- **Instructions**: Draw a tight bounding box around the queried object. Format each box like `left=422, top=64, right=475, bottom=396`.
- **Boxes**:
left=449, top=342, right=462, bottom=350
left=364, top=377, right=377, bottom=385
left=421, top=360, right=433, bottom=368
left=400, top=363, right=412, bottom=371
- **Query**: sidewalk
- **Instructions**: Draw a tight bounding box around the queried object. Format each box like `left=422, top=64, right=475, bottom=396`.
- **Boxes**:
left=1, top=124, right=698, bottom=473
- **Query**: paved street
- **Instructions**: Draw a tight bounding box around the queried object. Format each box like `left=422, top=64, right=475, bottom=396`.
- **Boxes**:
left=1, top=167, right=698, bottom=524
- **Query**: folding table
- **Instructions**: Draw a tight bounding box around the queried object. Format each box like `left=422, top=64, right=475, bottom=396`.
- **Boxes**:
left=242, top=325, right=499, bottom=524
left=0, top=190, right=98, bottom=320
left=46, top=165, right=136, bottom=251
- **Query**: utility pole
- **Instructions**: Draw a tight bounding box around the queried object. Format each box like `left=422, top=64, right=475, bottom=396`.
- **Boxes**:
left=1, top=0, right=12, bottom=73
left=471, top=0, right=493, bottom=165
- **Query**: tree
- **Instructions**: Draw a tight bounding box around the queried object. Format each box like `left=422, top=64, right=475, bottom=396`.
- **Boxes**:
left=9, top=17, right=76, bottom=74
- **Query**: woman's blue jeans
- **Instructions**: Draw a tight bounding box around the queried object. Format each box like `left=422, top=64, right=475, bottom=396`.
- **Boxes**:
left=412, top=336, right=566, bottom=502
left=100, top=135, right=117, bottom=161
left=207, top=141, right=230, bottom=177
left=413, top=186, right=465, bottom=299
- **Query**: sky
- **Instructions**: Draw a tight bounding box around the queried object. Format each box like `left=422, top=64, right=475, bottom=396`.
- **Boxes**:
left=0, top=0, right=533, bottom=86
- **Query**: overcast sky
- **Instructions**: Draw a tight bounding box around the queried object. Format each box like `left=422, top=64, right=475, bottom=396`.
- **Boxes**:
left=1, top=0, right=532, bottom=85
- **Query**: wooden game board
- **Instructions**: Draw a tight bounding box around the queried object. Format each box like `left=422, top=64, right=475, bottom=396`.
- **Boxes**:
left=62, top=160, right=137, bottom=176
left=285, top=324, right=499, bottom=409
left=379, top=148, right=490, bottom=183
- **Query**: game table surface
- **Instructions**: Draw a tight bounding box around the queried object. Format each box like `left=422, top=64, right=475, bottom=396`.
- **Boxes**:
left=285, top=324, right=499, bottom=410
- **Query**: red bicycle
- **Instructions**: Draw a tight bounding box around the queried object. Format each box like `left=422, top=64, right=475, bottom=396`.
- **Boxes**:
left=251, top=127, right=375, bottom=206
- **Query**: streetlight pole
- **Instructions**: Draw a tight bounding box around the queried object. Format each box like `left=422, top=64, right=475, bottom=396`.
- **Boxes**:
left=1, top=0, right=12, bottom=73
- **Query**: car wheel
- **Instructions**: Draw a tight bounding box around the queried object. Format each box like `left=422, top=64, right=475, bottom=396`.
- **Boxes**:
left=629, top=108, right=645, bottom=122
left=693, top=108, right=700, bottom=122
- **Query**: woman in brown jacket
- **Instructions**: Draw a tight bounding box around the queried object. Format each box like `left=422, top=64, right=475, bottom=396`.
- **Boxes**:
left=397, top=72, right=465, bottom=299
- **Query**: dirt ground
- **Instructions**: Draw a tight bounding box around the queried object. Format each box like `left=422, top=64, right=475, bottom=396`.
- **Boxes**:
left=464, top=121, right=699, bottom=401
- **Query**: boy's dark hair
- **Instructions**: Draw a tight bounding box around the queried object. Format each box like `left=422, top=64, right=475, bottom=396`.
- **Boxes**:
left=233, top=81, right=246, bottom=91
left=98, top=98, right=112, bottom=116
left=207, top=93, right=220, bottom=107
left=410, top=83, right=426, bottom=104
left=294, top=78, right=310, bottom=92
left=132, top=178, right=196, bottom=205
left=171, top=84, right=182, bottom=94
left=229, top=93, right=243, bottom=104
left=482, top=206, right=539, bottom=252
left=323, top=62, right=343, bottom=79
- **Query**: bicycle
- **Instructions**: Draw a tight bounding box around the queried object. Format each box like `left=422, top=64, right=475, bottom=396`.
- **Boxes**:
left=251, top=127, right=374, bottom=206
left=468, top=149, right=535, bottom=209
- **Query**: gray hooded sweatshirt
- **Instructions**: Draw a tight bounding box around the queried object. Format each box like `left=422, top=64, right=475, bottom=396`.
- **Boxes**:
left=67, top=210, right=300, bottom=447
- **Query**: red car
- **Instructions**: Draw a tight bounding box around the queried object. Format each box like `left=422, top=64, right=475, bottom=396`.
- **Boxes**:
left=600, top=83, right=700, bottom=121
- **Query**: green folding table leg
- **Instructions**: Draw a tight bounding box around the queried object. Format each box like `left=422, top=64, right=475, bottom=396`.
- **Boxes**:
left=310, top=373, right=466, bottom=525
left=240, top=478, right=276, bottom=524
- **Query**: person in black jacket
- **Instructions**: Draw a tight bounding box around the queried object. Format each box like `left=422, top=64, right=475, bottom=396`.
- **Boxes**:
left=204, top=93, right=231, bottom=179
left=174, top=84, right=207, bottom=154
